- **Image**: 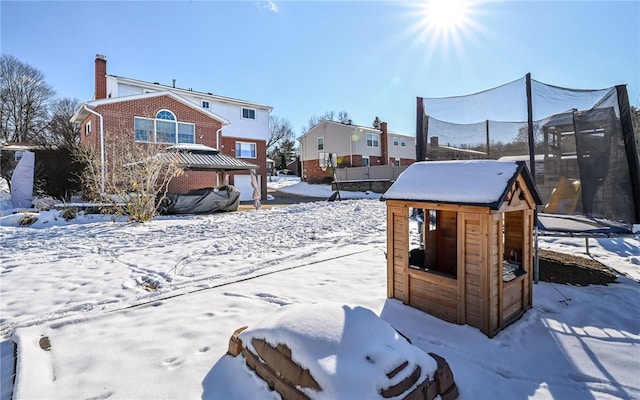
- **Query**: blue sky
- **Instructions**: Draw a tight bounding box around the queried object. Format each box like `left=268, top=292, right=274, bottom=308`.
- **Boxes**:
left=2, top=0, right=638, bottom=137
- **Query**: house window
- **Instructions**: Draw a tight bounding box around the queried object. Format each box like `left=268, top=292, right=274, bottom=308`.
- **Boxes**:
left=202, top=101, right=210, bottom=109
left=393, top=137, right=399, bottom=146
left=85, top=121, right=92, bottom=136
left=135, top=117, right=154, bottom=142
left=400, top=138, right=406, bottom=147
left=242, top=108, right=256, bottom=120
left=178, top=123, right=195, bottom=143
left=157, top=110, right=175, bottom=121
left=366, top=133, right=379, bottom=148
left=317, top=137, right=324, bottom=151
left=134, top=110, right=195, bottom=144
left=362, top=157, right=370, bottom=166
left=236, top=141, right=257, bottom=158
left=156, top=119, right=176, bottom=143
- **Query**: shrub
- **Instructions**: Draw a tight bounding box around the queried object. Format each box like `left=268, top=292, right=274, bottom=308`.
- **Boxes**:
left=18, top=214, right=38, bottom=226
left=60, top=207, right=77, bottom=221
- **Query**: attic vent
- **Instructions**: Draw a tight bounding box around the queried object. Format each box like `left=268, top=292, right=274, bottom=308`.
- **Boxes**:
left=153, top=82, right=159, bottom=85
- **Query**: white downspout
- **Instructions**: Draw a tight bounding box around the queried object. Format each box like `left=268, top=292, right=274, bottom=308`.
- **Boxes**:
left=299, top=136, right=304, bottom=181
left=215, top=128, right=222, bottom=151
left=83, top=106, right=105, bottom=194
left=350, top=130, right=353, bottom=166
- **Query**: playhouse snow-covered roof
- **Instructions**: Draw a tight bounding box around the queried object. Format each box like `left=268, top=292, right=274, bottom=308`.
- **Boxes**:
left=382, top=160, right=539, bottom=208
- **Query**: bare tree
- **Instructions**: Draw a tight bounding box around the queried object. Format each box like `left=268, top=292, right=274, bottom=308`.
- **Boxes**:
left=303, top=110, right=350, bottom=133
left=76, top=126, right=184, bottom=222
left=267, top=115, right=294, bottom=154
left=0, top=55, right=55, bottom=143
left=44, top=97, right=81, bottom=148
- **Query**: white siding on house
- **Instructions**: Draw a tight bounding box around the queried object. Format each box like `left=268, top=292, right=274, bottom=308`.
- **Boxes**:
left=105, top=76, right=119, bottom=99
left=196, top=100, right=269, bottom=141
left=106, top=76, right=270, bottom=141
left=299, top=121, right=380, bottom=163
left=388, top=134, right=416, bottom=160
left=117, top=82, right=146, bottom=97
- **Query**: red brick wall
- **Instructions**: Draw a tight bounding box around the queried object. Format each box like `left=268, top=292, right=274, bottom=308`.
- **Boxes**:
left=169, top=170, right=218, bottom=193
left=95, top=56, right=107, bottom=100
left=350, top=155, right=363, bottom=167
left=95, top=95, right=222, bottom=150
left=369, top=156, right=383, bottom=166
left=79, top=95, right=226, bottom=194
left=220, top=136, right=267, bottom=200
left=80, top=115, right=99, bottom=150
left=400, top=158, right=415, bottom=166
left=302, top=159, right=334, bottom=183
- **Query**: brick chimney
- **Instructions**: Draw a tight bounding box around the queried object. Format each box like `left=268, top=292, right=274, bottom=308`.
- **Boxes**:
left=380, top=121, right=388, bottom=165
left=94, top=54, right=107, bottom=100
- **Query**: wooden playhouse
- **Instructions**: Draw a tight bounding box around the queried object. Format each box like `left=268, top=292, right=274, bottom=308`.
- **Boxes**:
left=381, top=160, right=542, bottom=337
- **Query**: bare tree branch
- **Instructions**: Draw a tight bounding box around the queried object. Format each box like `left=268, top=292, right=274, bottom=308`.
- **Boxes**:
left=303, top=110, right=350, bottom=133
left=76, top=124, right=184, bottom=222
left=0, top=54, right=55, bottom=144
left=267, top=115, right=294, bottom=152
left=43, top=97, right=81, bottom=148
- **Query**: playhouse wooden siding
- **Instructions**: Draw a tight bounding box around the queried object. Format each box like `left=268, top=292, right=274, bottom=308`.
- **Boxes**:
left=386, top=172, right=537, bottom=338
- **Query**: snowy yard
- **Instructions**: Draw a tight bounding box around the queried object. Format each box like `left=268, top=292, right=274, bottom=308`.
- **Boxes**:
left=1, top=176, right=639, bottom=399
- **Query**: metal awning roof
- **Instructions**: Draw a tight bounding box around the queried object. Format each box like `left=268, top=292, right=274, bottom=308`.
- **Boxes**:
left=163, top=144, right=258, bottom=171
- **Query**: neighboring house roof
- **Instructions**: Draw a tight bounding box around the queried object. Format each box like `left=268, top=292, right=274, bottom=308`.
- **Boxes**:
left=387, top=131, right=414, bottom=139
left=164, top=144, right=258, bottom=171
left=108, top=74, right=273, bottom=112
left=298, top=120, right=381, bottom=140
left=434, top=144, right=487, bottom=156
left=381, top=160, right=542, bottom=209
left=298, top=120, right=414, bottom=140
left=70, top=91, right=231, bottom=125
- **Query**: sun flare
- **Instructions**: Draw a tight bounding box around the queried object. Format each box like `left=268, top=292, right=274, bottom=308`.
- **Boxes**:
left=404, top=0, right=482, bottom=59
left=423, top=0, right=471, bottom=32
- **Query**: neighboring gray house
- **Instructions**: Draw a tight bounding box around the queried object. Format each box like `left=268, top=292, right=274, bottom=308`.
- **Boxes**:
left=298, top=120, right=415, bottom=182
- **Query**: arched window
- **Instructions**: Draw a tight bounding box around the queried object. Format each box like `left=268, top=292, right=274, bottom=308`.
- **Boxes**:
left=155, top=110, right=177, bottom=143
left=134, top=109, right=195, bottom=144
left=156, top=110, right=176, bottom=121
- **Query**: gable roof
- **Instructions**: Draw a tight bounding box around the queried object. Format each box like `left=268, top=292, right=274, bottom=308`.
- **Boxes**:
left=108, top=74, right=273, bottom=112
left=70, top=91, right=231, bottom=125
left=381, top=160, right=542, bottom=209
left=299, top=120, right=413, bottom=140
left=298, top=120, right=381, bottom=140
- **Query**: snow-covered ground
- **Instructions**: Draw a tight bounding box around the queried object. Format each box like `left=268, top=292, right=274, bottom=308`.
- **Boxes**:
left=1, top=175, right=639, bottom=399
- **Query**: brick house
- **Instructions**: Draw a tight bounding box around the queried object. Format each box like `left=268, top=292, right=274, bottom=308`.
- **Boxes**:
left=298, top=120, right=416, bottom=182
left=71, top=55, right=272, bottom=200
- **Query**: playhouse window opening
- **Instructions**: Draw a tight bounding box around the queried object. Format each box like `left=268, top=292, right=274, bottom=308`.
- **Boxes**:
left=502, top=211, right=526, bottom=282
left=408, top=208, right=457, bottom=279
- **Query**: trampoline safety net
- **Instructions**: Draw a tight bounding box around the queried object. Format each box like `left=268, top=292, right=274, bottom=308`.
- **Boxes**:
left=417, top=75, right=640, bottom=225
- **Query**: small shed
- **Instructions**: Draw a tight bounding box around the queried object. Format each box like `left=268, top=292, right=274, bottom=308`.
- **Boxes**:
left=381, top=160, right=542, bottom=337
